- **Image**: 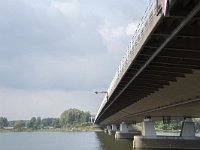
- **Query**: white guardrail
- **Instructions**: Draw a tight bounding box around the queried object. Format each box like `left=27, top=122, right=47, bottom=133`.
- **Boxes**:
left=95, top=0, right=159, bottom=121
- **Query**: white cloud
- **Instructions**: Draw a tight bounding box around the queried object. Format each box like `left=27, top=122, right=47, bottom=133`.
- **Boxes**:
left=0, top=0, right=148, bottom=120
left=126, top=22, right=138, bottom=36
left=51, top=0, right=80, bottom=17
left=98, top=21, right=131, bottom=54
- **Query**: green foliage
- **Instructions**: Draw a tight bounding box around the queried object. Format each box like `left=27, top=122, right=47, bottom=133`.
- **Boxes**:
left=0, top=117, right=8, bottom=128
left=42, top=118, right=56, bottom=127
left=193, top=118, right=200, bottom=132
left=27, top=117, right=39, bottom=129
left=8, top=121, right=16, bottom=127
left=60, top=108, right=91, bottom=127
left=36, top=117, right=42, bottom=129
left=0, top=108, right=93, bottom=131
left=14, top=120, right=25, bottom=131
left=52, top=118, right=61, bottom=128
left=155, top=119, right=182, bottom=132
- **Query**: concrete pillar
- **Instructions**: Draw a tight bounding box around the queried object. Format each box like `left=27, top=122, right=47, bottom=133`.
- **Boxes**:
left=120, top=122, right=132, bottom=132
left=115, top=122, right=141, bottom=139
left=180, top=118, right=195, bottom=137
left=107, top=125, right=111, bottom=131
left=111, top=124, right=117, bottom=131
left=142, top=119, right=156, bottom=137
left=134, top=118, right=199, bottom=149
left=127, top=123, right=133, bottom=131
left=108, top=124, right=118, bottom=135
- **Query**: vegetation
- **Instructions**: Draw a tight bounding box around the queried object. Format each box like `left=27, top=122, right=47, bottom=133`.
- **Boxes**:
left=154, top=118, right=200, bottom=132
left=2, top=112, right=200, bottom=133
left=60, top=108, right=91, bottom=127
left=0, top=108, right=94, bottom=132
left=154, top=119, right=182, bottom=132
left=14, top=120, right=25, bottom=131
left=0, top=117, right=8, bottom=128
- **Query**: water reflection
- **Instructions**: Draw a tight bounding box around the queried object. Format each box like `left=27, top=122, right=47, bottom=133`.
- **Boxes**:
left=95, top=132, right=133, bottom=150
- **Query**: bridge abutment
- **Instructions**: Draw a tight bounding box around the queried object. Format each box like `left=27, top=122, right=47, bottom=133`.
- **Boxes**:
left=133, top=118, right=200, bottom=149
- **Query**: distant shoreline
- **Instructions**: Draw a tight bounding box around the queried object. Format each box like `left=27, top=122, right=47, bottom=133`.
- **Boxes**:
left=0, top=127, right=96, bottom=133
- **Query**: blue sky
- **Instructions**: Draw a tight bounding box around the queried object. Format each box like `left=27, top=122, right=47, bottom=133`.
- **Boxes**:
left=0, top=0, right=148, bottom=120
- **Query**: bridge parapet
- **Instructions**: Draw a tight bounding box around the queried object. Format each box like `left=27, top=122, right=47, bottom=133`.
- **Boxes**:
left=96, top=1, right=162, bottom=121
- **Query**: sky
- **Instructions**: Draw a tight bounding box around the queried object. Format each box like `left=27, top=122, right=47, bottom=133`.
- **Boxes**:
left=0, top=0, right=149, bottom=120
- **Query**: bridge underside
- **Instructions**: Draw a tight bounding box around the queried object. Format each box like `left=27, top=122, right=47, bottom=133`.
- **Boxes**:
left=96, top=0, right=200, bottom=125
left=101, top=69, right=200, bottom=124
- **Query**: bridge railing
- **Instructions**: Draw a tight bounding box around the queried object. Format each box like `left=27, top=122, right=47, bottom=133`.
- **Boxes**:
left=95, top=0, right=161, bottom=121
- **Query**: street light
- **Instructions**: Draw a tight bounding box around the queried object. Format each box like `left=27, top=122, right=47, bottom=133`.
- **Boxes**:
left=95, top=91, right=109, bottom=101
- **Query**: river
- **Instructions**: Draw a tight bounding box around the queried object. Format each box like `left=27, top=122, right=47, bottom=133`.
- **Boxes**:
left=0, top=131, right=198, bottom=150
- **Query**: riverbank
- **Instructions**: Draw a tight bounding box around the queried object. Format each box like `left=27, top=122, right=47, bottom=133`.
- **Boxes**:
left=0, top=126, right=95, bottom=132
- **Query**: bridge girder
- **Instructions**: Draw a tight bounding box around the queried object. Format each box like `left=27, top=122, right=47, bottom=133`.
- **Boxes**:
left=95, top=0, right=200, bottom=125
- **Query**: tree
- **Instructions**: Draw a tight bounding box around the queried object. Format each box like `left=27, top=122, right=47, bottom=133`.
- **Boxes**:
left=60, top=108, right=91, bottom=127
left=27, top=117, right=37, bottom=129
left=36, top=117, right=42, bottom=129
left=42, top=118, right=55, bottom=127
left=14, top=120, right=25, bottom=131
left=81, top=111, right=91, bottom=123
left=0, top=117, right=8, bottom=128
left=155, top=119, right=182, bottom=131
left=8, top=121, right=16, bottom=127
left=52, top=118, right=61, bottom=128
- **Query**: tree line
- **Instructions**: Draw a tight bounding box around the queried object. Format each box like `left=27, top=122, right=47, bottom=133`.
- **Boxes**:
left=0, top=108, right=93, bottom=131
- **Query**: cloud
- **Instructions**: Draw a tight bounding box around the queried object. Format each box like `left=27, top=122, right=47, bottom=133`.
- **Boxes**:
left=0, top=86, right=103, bottom=120
left=0, top=0, right=149, bottom=119
left=98, top=21, right=139, bottom=55
left=51, top=0, right=80, bottom=18
left=126, top=22, right=138, bottom=36
left=0, top=0, right=107, bottom=90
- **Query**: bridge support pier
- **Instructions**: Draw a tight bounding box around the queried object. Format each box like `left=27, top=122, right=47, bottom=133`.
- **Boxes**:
left=104, top=125, right=111, bottom=133
left=115, top=122, right=141, bottom=139
left=142, top=118, right=156, bottom=137
left=108, top=124, right=117, bottom=135
left=133, top=118, right=200, bottom=149
left=181, top=118, right=195, bottom=137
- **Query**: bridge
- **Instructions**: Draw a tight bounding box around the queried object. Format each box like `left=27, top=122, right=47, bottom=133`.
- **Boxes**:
left=95, top=0, right=200, bottom=149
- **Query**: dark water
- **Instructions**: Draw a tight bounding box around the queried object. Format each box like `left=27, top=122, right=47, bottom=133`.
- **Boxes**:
left=0, top=131, right=195, bottom=150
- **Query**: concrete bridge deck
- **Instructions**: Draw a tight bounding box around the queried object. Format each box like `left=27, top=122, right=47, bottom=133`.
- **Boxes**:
left=95, top=0, right=200, bottom=125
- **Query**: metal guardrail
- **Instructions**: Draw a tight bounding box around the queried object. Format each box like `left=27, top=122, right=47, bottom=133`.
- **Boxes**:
left=95, top=0, right=160, bottom=121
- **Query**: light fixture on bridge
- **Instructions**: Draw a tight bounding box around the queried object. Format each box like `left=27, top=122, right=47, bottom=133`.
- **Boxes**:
left=94, top=91, right=108, bottom=101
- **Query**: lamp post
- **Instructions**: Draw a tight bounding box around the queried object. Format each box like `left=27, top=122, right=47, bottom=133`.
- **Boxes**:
left=95, top=91, right=108, bottom=101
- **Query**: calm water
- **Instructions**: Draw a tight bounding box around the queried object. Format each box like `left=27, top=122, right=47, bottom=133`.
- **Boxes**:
left=0, top=132, right=133, bottom=150
left=0, top=131, right=198, bottom=150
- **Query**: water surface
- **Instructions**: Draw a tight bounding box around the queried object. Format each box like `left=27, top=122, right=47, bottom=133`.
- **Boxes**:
left=0, top=132, right=132, bottom=150
left=1, top=131, right=198, bottom=150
